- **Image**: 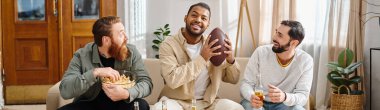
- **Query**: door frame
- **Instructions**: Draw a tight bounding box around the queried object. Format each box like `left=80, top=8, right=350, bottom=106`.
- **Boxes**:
left=0, top=0, right=3, bottom=83
left=0, top=0, right=4, bottom=106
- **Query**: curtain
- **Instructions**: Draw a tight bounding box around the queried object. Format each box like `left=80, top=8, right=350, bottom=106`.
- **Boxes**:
left=118, top=0, right=147, bottom=58
left=346, top=0, right=366, bottom=102
left=315, top=0, right=352, bottom=109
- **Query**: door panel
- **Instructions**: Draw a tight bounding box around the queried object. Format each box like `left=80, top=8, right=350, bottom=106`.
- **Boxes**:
left=2, top=0, right=58, bottom=85
left=2, top=0, right=58, bottom=104
left=60, top=0, right=116, bottom=77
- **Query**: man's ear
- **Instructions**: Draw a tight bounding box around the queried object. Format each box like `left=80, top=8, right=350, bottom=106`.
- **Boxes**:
left=102, top=36, right=111, bottom=46
left=292, top=40, right=299, bottom=47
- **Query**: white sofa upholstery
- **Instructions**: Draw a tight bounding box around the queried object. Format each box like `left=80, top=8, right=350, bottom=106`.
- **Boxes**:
left=46, top=58, right=310, bottom=110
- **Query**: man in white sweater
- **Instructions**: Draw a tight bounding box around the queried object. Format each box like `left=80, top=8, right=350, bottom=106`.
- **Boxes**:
left=240, top=20, right=313, bottom=110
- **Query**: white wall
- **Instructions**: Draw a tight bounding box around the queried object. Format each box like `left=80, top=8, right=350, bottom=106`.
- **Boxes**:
left=145, top=0, right=259, bottom=58
left=364, top=0, right=380, bottom=110
left=117, top=0, right=260, bottom=58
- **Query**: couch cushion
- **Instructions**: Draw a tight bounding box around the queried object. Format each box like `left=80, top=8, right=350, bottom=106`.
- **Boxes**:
left=143, top=59, right=164, bottom=105
left=218, top=58, right=249, bottom=102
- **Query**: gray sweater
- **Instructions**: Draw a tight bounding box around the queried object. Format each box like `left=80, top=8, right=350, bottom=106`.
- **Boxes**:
left=240, top=45, right=313, bottom=106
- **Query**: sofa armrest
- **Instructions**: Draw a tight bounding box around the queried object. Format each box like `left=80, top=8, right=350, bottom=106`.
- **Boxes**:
left=46, top=81, right=60, bottom=110
left=46, top=81, right=73, bottom=110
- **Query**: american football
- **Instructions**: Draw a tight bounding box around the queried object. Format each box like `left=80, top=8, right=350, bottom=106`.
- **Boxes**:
left=208, top=28, right=227, bottom=66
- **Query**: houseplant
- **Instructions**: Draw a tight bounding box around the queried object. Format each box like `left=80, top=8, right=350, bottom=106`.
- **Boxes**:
left=152, top=24, right=171, bottom=58
left=327, top=48, right=363, bottom=110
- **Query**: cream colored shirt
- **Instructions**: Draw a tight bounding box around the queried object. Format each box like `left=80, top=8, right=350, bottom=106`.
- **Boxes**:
left=185, top=42, right=210, bottom=100
left=159, top=28, right=241, bottom=108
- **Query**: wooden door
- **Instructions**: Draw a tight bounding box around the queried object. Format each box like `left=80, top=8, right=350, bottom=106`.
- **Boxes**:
left=60, top=0, right=116, bottom=77
left=2, top=0, right=59, bottom=104
left=2, top=0, right=59, bottom=85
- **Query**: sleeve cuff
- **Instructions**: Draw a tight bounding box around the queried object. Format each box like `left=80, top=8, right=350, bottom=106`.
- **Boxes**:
left=126, top=88, right=138, bottom=103
left=227, top=59, right=235, bottom=64
left=82, top=69, right=97, bottom=85
left=283, top=92, right=291, bottom=106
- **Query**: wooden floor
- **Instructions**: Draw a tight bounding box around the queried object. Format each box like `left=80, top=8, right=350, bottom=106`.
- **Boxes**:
left=2, top=104, right=45, bottom=110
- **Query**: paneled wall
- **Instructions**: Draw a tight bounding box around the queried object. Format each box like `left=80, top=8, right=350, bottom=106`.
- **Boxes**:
left=364, top=0, right=380, bottom=110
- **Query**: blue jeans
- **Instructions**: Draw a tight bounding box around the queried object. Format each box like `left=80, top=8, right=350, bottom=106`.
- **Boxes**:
left=240, top=99, right=304, bottom=110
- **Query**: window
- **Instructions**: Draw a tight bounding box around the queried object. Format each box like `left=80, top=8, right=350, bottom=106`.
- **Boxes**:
left=127, top=0, right=147, bottom=58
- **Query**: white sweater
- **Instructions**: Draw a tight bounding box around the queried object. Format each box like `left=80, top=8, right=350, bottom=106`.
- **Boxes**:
left=240, top=45, right=313, bottom=106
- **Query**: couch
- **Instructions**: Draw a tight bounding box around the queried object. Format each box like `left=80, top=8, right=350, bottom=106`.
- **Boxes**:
left=46, top=58, right=310, bottom=110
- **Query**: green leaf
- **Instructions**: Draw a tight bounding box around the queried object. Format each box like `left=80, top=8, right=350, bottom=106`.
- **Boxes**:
left=338, top=49, right=346, bottom=67
left=155, top=35, right=163, bottom=41
left=347, top=62, right=362, bottom=70
left=155, top=55, right=160, bottom=59
left=342, top=62, right=363, bottom=75
left=327, top=71, right=344, bottom=87
left=163, top=31, right=170, bottom=36
left=349, top=76, right=361, bottom=84
left=154, top=31, right=161, bottom=35
left=326, top=62, right=339, bottom=70
left=153, top=39, right=161, bottom=44
left=152, top=45, right=159, bottom=51
left=337, top=67, right=344, bottom=73
left=338, top=48, right=354, bottom=68
left=164, top=24, right=169, bottom=28
left=346, top=49, right=354, bottom=66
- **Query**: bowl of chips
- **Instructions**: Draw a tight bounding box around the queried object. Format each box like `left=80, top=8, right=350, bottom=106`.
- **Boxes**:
left=102, top=70, right=136, bottom=89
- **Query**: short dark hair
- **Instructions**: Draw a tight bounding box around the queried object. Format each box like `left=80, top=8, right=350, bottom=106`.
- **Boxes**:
left=187, top=2, right=211, bottom=18
left=92, top=16, right=121, bottom=46
left=281, top=20, right=305, bottom=45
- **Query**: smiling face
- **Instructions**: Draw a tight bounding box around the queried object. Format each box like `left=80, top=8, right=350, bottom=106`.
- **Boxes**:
left=272, top=25, right=293, bottom=53
left=184, top=6, right=210, bottom=37
left=108, top=22, right=129, bottom=61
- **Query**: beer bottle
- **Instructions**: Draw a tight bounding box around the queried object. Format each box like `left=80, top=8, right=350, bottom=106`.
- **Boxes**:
left=254, top=74, right=264, bottom=101
left=162, top=100, right=167, bottom=110
left=134, top=101, right=139, bottom=110
left=191, top=98, right=197, bottom=110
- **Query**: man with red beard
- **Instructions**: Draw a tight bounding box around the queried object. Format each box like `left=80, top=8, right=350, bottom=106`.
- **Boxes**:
left=153, top=2, right=244, bottom=110
left=240, top=20, right=313, bottom=110
left=58, top=16, right=152, bottom=110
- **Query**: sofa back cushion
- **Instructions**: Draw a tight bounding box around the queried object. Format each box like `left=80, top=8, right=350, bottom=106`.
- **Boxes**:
left=218, top=58, right=249, bottom=103
left=143, top=58, right=164, bottom=104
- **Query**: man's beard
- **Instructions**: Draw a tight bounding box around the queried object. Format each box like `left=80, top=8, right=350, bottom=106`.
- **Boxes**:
left=108, top=39, right=128, bottom=61
left=185, top=22, right=205, bottom=37
left=272, top=39, right=291, bottom=53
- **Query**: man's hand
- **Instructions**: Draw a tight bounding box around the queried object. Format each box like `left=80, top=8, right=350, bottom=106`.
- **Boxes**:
left=200, top=35, right=222, bottom=61
left=251, top=93, right=264, bottom=109
left=268, top=84, right=286, bottom=103
left=223, top=33, right=235, bottom=64
left=93, top=67, right=120, bottom=82
left=102, top=83, right=130, bottom=101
